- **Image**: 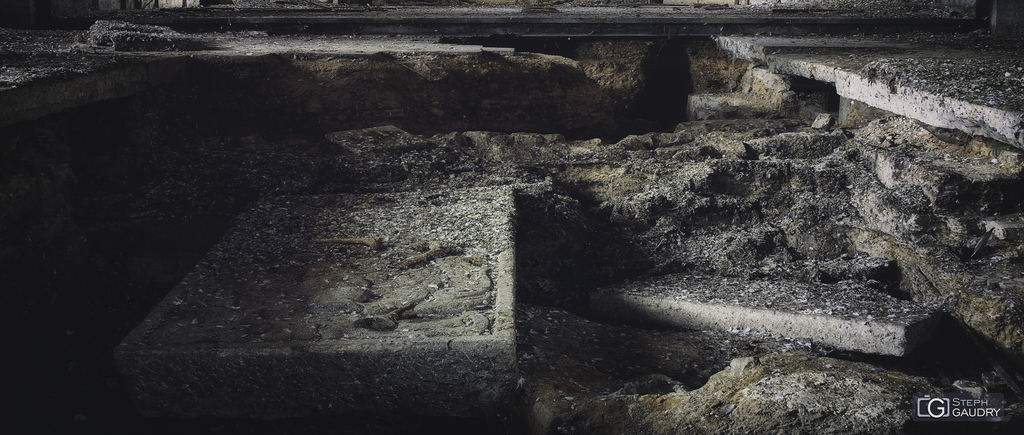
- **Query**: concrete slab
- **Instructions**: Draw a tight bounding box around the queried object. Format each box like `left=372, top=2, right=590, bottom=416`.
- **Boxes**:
left=115, top=186, right=518, bottom=418
left=591, top=274, right=940, bottom=356
left=121, top=6, right=979, bottom=37
left=715, top=35, right=1024, bottom=149
left=992, top=0, right=1024, bottom=39
left=158, top=1, right=201, bottom=8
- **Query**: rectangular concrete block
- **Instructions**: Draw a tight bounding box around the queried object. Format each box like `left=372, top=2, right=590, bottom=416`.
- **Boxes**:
left=592, top=274, right=940, bottom=356
left=116, top=186, right=518, bottom=418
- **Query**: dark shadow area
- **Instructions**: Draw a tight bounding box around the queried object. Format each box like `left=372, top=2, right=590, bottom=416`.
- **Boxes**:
left=617, top=39, right=693, bottom=136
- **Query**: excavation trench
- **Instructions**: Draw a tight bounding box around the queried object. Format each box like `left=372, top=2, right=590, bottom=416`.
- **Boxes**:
left=3, top=34, right=1024, bottom=433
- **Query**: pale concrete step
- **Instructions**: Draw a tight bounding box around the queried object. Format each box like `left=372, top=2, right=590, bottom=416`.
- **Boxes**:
left=116, top=186, right=518, bottom=419
left=591, top=274, right=941, bottom=356
left=688, top=65, right=798, bottom=121
left=715, top=35, right=1024, bottom=150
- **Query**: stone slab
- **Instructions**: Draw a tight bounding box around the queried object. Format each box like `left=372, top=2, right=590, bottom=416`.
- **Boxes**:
left=591, top=274, right=940, bottom=356
left=715, top=35, right=1024, bottom=149
left=115, top=186, right=518, bottom=418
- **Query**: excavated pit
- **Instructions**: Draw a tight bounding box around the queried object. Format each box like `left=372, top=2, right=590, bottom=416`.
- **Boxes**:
left=4, top=28, right=1024, bottom=434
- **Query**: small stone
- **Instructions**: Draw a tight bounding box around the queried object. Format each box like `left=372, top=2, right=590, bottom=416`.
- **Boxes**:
left=953, top=379, right=985, bottom=395
left=984, top=215, right=1024, bottom=241
left=716, top=403, right=736, bottom=417
left=812, top=113, right=834, bottom=129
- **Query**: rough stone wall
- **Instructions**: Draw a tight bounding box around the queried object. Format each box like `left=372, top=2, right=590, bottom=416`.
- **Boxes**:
left=575, top=40, right=654, bottom=114
left=189, top=52, right=616, bottom=139
left=688, top=38, right=749, bottom=94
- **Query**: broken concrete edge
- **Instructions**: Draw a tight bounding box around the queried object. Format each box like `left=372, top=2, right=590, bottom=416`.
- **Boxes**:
left=848, top=228, right=967, bottom=300
left=591, top=289, right=940, bottom=356
left=714, top=36, right=1024, bottom=150
left=0, top=55, right=187, bottom=129
left=115, top=335, right=517, bottom=419
left=849, top=227, right=1024, bottom=366
left=85, top=19, right=517, bottom=55
left=835, top=69, right=1024, bottom=149
left=493, top=248, right=518, bottom=343
left=0, top=43, right=516, bottom=129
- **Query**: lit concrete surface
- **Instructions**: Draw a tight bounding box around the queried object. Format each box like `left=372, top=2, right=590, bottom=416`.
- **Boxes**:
left=715, top=36, right=1024, bottom=149
left=591, top=274, right=941, bottom=356
left=115, top=186, right=518, bottom=418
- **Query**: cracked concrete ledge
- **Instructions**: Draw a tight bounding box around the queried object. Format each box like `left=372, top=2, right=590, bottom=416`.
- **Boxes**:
left=115, top=186, right=518, bottom=418
left=0, top=29, right=510, bottom=128
left=715, top=35, right=1024, bottom=149
left=591, top=274, right=941, bottom=356
left=0, top=55, right=187, bottom=129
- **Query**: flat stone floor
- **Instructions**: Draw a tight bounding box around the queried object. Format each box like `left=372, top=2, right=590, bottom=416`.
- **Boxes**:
left=115, top=186, right=518, bottom=418
left=592, top=274, right=941, bottom=356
